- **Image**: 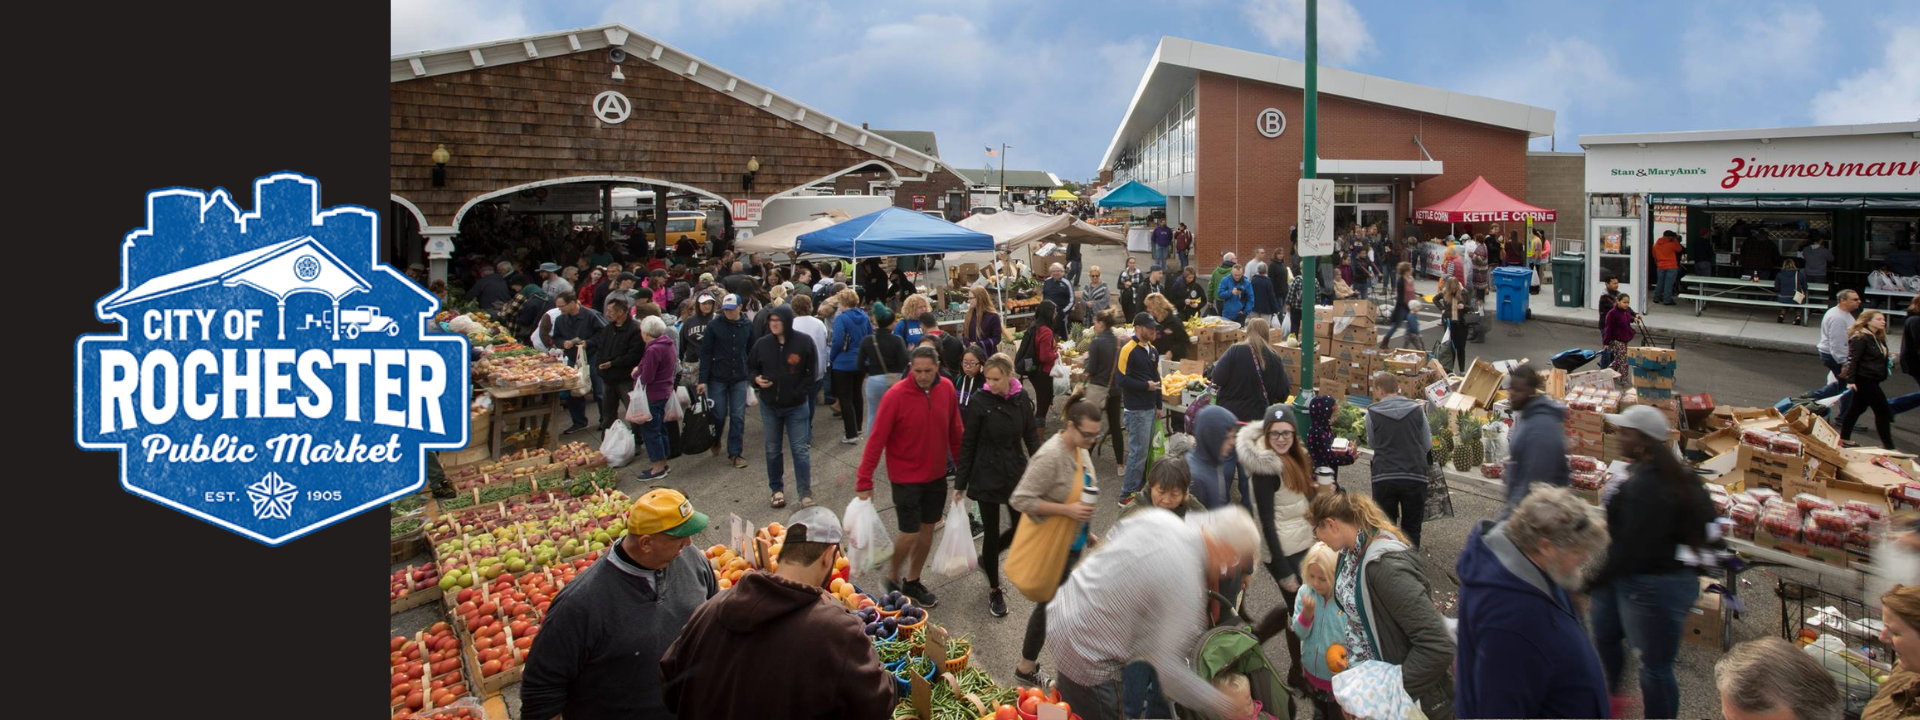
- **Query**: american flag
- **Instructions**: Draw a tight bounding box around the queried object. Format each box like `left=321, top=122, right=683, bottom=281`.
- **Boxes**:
left=984, top=146, right=998, bottom=157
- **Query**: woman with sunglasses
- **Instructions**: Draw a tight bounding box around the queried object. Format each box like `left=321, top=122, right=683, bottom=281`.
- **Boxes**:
left=1007, top=393, right=1106, bottom=688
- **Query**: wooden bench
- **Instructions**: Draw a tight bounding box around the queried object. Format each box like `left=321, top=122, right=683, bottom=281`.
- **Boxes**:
left=1865, top=288, right=1912, bottom=318
left=1680, top=276, right=1830, bottom=324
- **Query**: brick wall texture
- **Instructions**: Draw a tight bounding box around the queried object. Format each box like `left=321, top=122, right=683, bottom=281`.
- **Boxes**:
left=391, top=51, right=914, bottom=226
left=1193, top=71, right=1531, bottom=265
left=1526, top=153, right=1587, bottom=244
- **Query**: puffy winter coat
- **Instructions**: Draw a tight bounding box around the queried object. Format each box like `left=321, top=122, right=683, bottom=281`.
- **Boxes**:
left=1233, top=423, right=1315, bottom=556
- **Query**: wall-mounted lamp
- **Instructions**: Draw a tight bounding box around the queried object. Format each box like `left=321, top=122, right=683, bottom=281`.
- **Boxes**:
left=742, top=156, right=760, bottom=192
left=431, top=144, right=451, bottom=188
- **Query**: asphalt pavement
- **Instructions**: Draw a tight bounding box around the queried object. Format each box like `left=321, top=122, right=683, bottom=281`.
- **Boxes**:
left=393, top=244, right=1915, bottom=719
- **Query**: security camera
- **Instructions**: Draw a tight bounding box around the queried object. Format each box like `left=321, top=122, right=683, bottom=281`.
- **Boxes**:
left=609, top=48, right=627, bottom=63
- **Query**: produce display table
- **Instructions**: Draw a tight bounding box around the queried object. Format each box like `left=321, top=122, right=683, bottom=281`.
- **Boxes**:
left=1678, top=276, right=1831, bottom=323
left=484, top=385, right=565, bottom=459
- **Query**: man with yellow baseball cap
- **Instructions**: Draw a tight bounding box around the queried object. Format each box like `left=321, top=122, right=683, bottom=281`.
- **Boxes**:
left=522, top=489, right=717, bottom=720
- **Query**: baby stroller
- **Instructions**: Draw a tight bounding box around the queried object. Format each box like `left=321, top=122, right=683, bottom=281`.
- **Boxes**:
left=1171, top=591, right=1294, bottom=720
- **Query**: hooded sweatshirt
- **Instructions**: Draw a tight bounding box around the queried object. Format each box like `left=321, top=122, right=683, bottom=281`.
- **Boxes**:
left=1364, top=395, right=1431, bottom=486
left=659, top=571, right=896, bottom=720
left=744, top=306, right=818, bottom=410
left=1347, top=532, right=1457, bottom=720
left=1455, top=520, right=1609, bottom=719
left=1504, top=396, right=1570, bottom=508
left=1185, top=405, right=1241, bottom=509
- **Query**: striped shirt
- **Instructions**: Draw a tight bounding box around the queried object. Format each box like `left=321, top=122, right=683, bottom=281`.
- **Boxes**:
left=1048, top=509, right=1239, bottom=718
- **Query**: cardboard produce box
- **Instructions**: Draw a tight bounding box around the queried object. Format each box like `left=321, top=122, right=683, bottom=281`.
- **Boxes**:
left=1330, top=340, right=1370, bottom=362
left=1331, top=299, right=1377, bottom=319
left=1682, top=576, right=1724, bottom=648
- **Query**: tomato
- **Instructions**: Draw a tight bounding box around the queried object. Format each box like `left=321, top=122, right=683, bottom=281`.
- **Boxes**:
left=995, top=705, right=1017, bottom=720
left=1055, top=701, right=1071, bottom=712
left=1019, top=695, right=1039, bottom=715
left=1048, top=687, right=1062, bottom=703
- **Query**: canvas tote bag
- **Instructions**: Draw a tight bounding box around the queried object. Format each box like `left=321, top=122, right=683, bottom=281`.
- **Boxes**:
left=1003, top=450, right=1087, bottom=603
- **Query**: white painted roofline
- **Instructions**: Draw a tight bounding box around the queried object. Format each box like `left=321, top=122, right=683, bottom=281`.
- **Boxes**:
left=391, top=24, right=956, bottom=182
left=1579, top=121, right=1920, bottom=147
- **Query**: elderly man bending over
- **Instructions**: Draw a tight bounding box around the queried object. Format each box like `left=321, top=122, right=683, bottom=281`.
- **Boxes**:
left=1045, top=506, right=1267, bottom=720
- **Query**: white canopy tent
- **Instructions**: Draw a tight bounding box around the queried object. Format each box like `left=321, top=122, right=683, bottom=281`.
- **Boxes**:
left=946, top=211, right=1124, bottom=270
left=730, top=210, right=850, bottom=255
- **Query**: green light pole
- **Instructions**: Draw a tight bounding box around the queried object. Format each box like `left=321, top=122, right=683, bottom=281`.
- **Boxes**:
left=1295, top=0, right=1320, bottom=427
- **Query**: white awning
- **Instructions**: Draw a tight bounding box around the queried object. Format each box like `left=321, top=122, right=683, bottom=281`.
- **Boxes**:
left=1314, top=159, right=1445, bottom=177
left=732, top=211, right=851, bottom=255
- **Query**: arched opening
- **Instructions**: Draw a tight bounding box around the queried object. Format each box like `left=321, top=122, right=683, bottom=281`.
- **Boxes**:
left=387, top=195, right=428, bottom=271
left=441, top=176, right=735, bottom=305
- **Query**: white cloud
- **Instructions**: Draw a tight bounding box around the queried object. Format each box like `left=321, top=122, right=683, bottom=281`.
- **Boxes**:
left=1811, top=24, right=1920, bottom=124
left=597, top=0, right=786, bottom=38
left=390, top=0, right=532, bottom=55
left=765, top=13, right=1154, bottom=179
left=1240, top=0, right=1373, bottom=67
left=1681, top=4, right=1826, bottom=95
left=1455, top=35, right=1632, bottom=149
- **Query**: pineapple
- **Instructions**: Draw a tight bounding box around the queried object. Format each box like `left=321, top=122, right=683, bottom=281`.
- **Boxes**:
left=1459, top=412, right=1485, bottom=469
left=1430, top=407, right=1454, bottom=467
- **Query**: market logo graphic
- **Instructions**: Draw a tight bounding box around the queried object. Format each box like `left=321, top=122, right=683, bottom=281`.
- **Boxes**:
left=74, top=173, right=469, bottom=545
left=1721, top=156, right=1917, bottom=189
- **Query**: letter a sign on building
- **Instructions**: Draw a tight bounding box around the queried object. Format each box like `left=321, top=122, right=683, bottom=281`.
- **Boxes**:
left=74, top=173, right=471, bottom=545
left=1297, top=179, right=1336, bottom=256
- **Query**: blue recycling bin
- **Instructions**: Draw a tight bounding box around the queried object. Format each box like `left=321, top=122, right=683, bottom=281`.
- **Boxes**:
left=1493, top=267, right=1533, bottom=322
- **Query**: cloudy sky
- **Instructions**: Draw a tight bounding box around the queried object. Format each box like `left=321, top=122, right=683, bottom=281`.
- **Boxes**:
left=392, top=0, right=1920, bottom=182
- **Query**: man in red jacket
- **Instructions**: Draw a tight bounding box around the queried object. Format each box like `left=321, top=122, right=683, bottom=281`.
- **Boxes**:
left=856, top=346, right=964, bottom=607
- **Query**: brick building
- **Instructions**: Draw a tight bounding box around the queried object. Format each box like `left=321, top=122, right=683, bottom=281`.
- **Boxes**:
left=389, top=24, right=966, bottom=280
left=1526, top=151, right=1587, bottom=246
left=1098, top=37, right=1555, bottom=267
left=829, top=127, right=975, bottom=219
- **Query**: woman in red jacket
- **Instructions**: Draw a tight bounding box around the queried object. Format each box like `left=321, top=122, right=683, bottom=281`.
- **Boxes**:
left=1022, top=301, right=1061, bottom=421
left=1602, top=295, right=1636, bottom=388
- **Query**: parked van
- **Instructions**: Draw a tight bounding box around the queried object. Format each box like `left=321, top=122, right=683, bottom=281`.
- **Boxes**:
left=666, top=211, right=708, bottom=248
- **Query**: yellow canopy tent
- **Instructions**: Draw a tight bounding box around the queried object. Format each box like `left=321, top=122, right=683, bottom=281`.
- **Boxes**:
left=1047, top=188, right=1078, bottom=200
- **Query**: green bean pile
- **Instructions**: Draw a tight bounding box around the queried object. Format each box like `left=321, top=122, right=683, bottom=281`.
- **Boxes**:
left=390, top=518, right=423, bottom=538
left=874, top=638, right=912, bottom=664
left=888, top=666, right=1016, bottom=720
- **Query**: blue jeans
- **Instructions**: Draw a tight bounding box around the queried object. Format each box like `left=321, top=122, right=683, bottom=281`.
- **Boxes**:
left=638, top=399, right=669, bottom=463
left=1220, top=452, right=1255, bottom=517
left=1382, top=311, right=1420, bottom=346
left=708, top=379, right=749, bottom=459
left=1123, top=409, right=1156, bottom=498
left=1893, top=391, right=1920, bottom=415
left=1695, top=260, right=1713, bottom=277
left=1657, top=268, right=1678, bottom=303
left=1058, top=672, right=1124, bottom=720
left=1153, top=244, right=1168, bottom=269
left=1812, top=352, right=1853, bottom=421
left=1590, top=571, right=1698, bottom=718
left=761, top=401, right=813, bottom=498
left=863, top=374, right=897, bottom=433
left=1177, top=250, right=1189, bottom=269
left=1121, top=661, right=1169, bottom=719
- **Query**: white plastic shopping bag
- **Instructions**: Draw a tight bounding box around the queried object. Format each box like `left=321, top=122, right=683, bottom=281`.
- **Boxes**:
left=664, top=386, right=687, bottom=423
left=601, top=422, right=636, bottom=467
left=1481, top=421, right=1509, bottom=466
left=1331, top=660, right=1417, bottom=720
left=1051, top=361, right=1072, bottom=396
left=930, top=499, right=980, bottom=577
left=626, top=385, right=652, bottom=424
left=842, top=497, right=894, bottom=574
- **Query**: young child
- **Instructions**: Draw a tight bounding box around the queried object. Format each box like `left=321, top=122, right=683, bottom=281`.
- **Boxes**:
left=1121, top=458, right=1206, bottom=523
left=1212, top=672, right=1279, bottom=720
left=1293, top=542, right=1347, bottom=720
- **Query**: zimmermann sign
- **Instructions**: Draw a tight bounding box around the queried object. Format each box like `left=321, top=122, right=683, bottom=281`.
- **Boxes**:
left=1584, top=131, right=1919, bottom=194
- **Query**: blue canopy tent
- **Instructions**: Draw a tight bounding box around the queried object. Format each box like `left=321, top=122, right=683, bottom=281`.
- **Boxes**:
left=796, top=206, right=995, bottom=294
left=1093, top=180, right=1167, bottom=208
left=795, top=206, right=994, bottom=258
